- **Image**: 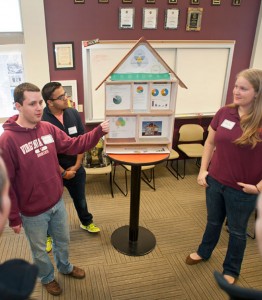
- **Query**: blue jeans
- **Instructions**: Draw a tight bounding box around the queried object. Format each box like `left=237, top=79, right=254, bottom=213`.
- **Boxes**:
left=197, top=176, right=257, bottom=278
left=22, top=199, right=73, bottom=284
left=63, top=166, right=93, bottom=226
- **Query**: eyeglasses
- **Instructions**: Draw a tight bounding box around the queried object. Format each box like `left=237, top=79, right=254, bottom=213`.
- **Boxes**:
left=50, top=92, right=68, bottom=101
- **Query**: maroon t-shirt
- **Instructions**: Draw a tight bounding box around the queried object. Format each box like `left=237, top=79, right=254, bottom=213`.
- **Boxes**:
left=209, top=106, right=262, bottom=191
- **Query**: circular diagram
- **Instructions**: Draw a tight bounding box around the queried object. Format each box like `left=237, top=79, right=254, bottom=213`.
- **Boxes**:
left=161, top=88, right=169, bottom=96
left=151, top=89, right=159, bottom=96
left=113, top=95, right=122, bottom=105
left=136, top=86, right=144, bottom=93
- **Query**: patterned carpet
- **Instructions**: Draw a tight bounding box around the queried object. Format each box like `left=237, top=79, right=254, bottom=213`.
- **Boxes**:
left=1, top=159, right=261, bottom=299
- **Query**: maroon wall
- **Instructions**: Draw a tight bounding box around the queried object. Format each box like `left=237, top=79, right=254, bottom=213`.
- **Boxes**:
left=43, top=0, right=260, bottom=133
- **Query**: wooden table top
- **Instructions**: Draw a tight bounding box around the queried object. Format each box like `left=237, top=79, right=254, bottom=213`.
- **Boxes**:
left=108, top=153, right=169, bottom=166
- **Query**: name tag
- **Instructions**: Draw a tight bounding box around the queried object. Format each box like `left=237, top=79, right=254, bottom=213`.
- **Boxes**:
left=221, top=119, right=235, bottom=130
left=68, top=126, right=77, bottom=135
left=41, top=134, right=54, bottom=144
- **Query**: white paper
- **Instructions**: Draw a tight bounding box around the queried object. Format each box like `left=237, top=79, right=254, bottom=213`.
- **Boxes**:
left=106, top=84, right=131, bottom=110
left=150, top=83, right=171, bottom=109
left=133, top=83, right=148, bottom=111
left=106, top=146, right=170, bottom=154
left=115, top=44, right=169, bottom=75
left=108, top=116, right=136, bottom=139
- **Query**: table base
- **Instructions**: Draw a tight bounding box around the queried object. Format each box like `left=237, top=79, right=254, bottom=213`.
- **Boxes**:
left=111, top=225, right=156, bottom=256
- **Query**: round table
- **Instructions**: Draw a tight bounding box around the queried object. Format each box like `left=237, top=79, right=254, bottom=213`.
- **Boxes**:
left=108, top=153, right=169, bottom=256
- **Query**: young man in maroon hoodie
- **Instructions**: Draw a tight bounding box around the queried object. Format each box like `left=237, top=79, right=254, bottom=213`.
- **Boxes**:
left=0, top=82, right=109, bottom=296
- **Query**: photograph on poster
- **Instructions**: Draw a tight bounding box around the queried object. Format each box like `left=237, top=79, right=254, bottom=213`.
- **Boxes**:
left=142, top=121, right=162, bottom=136
left=150, top=83, right=171, bottom=109
left=139, top=116, right=169, bottom=138
left=106, top=84, right=131, bottom=110
left=108, top=116, right=136, bottom=139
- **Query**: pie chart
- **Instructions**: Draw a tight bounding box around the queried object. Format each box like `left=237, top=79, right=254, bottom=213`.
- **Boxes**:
left=113, top=95, right=122, bottom=105
left=161, top=88, right=169, bottom=96
left=151, top=89, right=159, bottom=96
left=136, top=86, right=144, bottom=93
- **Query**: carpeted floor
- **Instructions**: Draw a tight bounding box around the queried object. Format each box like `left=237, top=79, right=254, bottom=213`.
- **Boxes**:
left=1, top=159, right=261, bottom=299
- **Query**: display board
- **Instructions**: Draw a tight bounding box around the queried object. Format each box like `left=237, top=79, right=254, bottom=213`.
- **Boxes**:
left=104, top=80, right=178, bottom=154
left=82, top=40, right=234, bottom=123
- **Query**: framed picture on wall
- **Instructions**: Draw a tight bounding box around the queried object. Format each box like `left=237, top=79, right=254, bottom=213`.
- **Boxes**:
left=232, top=0, right=241, bottom=6
left=119, top=7, right=135, bottom=29
left=53, top=42, right=75, bottom=70
left=142, top=8, right=158, bottom=29
left=58, top=80, right=79, bottom=109
left=98, top=0, right=109, bottom=3
left=74, top=0, right=85, bottom=3
left=165, top=8, right=179, bottom=29
left=211, top=0, right=221, bottom=5
left=190, top=0, right=199, bottom=4
left=122, top=0, right=132, bottom=3
left=168, top=0, right=177, bottom=4
left=186, top=7, right=203, bottom=31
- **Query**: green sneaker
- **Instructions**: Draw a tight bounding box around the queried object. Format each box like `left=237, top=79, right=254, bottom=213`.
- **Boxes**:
left=80, top=223, right=100, bottom=233
left=46, top=236, right=52, bottom=253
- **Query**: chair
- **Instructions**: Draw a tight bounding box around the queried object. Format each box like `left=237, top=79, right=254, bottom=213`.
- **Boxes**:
left=214, top=271, right=262, bottom=300
left=177, top=124, right=204, bottom=178
left=113, top=164, right=155, bottom=196
left=84, top=162, right=114, bottom=198
left=165, top=149, right=180, bottom=179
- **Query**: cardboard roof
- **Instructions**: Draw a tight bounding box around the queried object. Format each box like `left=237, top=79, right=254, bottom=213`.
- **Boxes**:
left=96, top=37, right=187, bottom=90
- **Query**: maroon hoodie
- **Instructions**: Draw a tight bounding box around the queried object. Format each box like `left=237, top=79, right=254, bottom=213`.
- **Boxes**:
left=0, top=115, right=104, bottom=227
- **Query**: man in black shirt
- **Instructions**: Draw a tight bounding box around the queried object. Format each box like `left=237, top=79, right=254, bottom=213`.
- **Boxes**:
left=42, top=82, right=100, bottom=243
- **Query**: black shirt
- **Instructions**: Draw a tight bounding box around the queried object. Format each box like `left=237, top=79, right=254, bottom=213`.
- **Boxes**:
left=42, top=106, right=85, bottom=169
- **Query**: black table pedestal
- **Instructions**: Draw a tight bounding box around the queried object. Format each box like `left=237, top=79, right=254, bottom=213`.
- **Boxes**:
left=109, top=161, right=161, bottom=256
left=108, top=154, right=169, bottom=256
left=111, top=225, right=156, bottom=256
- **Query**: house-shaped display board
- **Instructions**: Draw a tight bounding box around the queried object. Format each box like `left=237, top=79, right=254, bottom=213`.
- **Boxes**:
left=97, top=37, right=187, bottom=154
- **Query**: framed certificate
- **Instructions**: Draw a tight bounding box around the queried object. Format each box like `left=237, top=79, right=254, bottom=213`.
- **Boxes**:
left=165, top=8, right=179, bottom=29
left=142, top=8, right=158, bottom=29
left=53, top=42, right=75, bottom=70
left=186, top=7, right=203, bottom=31
left=119, top=7, right=135, bottom=29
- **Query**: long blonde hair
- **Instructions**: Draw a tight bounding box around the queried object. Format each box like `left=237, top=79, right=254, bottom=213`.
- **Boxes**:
left=228, top=68, right=262, bottom=148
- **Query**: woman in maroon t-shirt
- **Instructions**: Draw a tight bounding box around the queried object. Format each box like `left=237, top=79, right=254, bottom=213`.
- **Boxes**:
left=185, top=68, right=262, bottom=285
